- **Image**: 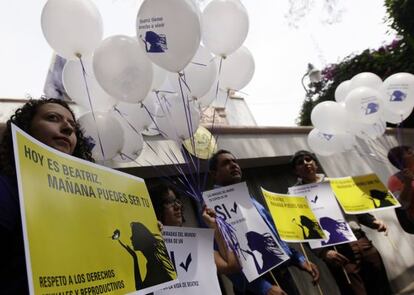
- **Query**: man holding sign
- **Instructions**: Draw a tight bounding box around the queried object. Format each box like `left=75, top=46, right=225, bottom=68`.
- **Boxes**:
left=208, top=150, right=319, bottom=295
left=290, top=150, right=392, bottom=295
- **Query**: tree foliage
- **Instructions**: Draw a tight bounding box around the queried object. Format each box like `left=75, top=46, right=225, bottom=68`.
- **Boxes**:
left=297, top=0, right=414, bottom=127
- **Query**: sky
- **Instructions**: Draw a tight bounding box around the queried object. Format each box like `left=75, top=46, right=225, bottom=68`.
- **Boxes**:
left=0, top=0, right=396, bottom=126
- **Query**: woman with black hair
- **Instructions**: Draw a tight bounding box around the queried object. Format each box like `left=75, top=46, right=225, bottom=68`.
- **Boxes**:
left=0, top=98, right=94, bottom=294
left=149, top=183, right=184, bottom=227
left=148, top=183, right=240, bottom=275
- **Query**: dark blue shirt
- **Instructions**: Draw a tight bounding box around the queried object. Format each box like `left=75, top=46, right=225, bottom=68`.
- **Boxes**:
left=0, top=175, right=29, bottom=294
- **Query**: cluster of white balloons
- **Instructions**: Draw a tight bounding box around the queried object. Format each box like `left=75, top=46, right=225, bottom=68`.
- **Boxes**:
left=308, top=72, right=414, bottom=156
left=41, top=0, right=254, bottom=162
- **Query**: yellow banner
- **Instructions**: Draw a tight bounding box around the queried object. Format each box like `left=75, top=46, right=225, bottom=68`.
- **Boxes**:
left=12, top=126, right=177, bottom=295
left=262, top=188, right=325, bottom=242
left=329, top=173, right=400, bottom=214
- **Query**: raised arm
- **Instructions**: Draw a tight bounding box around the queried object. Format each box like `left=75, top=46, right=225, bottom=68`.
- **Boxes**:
left=202, top=206, right=241, bottom=274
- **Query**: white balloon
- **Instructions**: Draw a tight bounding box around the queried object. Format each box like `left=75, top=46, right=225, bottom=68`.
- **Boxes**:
left=307, top=128, right=344, bottom=156
left=197, top=84, right=217, bottom=108
left=93, top=35, right=153, bottom=103
left=347, top=119, right=386, bottom=140
left=349, top=72, right=382, bottom=91
left=41, top=0, right=103, bottom=60
left=168, top=45, right=217, bottom=99
left=345, top=86, right=383, bottom=124
left=381, top=72, right=414, bottom=116
left=151, top=64, right=167, bottom=91
left=339, top=132, right=357, bottom=151
left=62, top=58, right=116, bottom=112
left=78, top=112, right=124, bottom=161
left=311, top=101, right=348, bottom=134
left=141, top=123, right=160, bottom=136
left=112, top=102, right=146, bottom=133
left=202, top=0, right=249, bottom=56
left=113, top=122, right=144, bottom=163
left=141, top=92, right=161, bottom=131
left=190, top=68, right=221, bottom=108
left=137, top=0, right=201, bottom=72
left=335, top=80, right=351, bottom=103
left=220, top=46, right=255, bottom=91
left=140, top=92, right=164, bottom=135
left=112, top=92, right=160, bottom=134
left=382, top=106, right=411, bottom=124
left=155, top=94, right=200, bottom=141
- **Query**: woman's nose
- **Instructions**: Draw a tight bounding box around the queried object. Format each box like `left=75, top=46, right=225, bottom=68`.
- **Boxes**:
left=173, top=200, right=181, bottom=209
left=61, top=121, right=74, bottom=135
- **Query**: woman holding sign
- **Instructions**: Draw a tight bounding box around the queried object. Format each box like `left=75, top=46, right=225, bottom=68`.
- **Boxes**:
left=0, top=98, right=94, bottom=294
left=149, top=183, right=241, bottom=275
left=149, top=184, right=185, bottom=227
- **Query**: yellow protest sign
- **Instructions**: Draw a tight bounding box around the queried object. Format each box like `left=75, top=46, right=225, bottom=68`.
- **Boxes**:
left=329, top=173, right=400, bottom=214
left=12, top=125, right=177, bottom=295
left=261, top=188, right=325, bottom=242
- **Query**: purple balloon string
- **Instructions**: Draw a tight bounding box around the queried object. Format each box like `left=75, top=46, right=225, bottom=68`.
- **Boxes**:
left=141, top=102, right=169, bottom=139
left=190, top=62, right=207, bottom=67
left=178, top=146, right=202, bottom=202
left=178, top=74, right=197, bottom=160
left=177, top=73, right=203, bottom=196
left=78, top=56, right=106, bottom=161
left=113, top=106, right=142, bottom=135
left=200, top=57, right=225, bottom=190
left=149, top=139, right=201, bottom=202
left=215, top=216, right=245, bottom=260
left=113, top=120, right=185, bottom=185
left=177, top=73, right=195, bottom=145
left=143, top=141, right=199, bottom=198
left=165, top=147, right=199, bottom=201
